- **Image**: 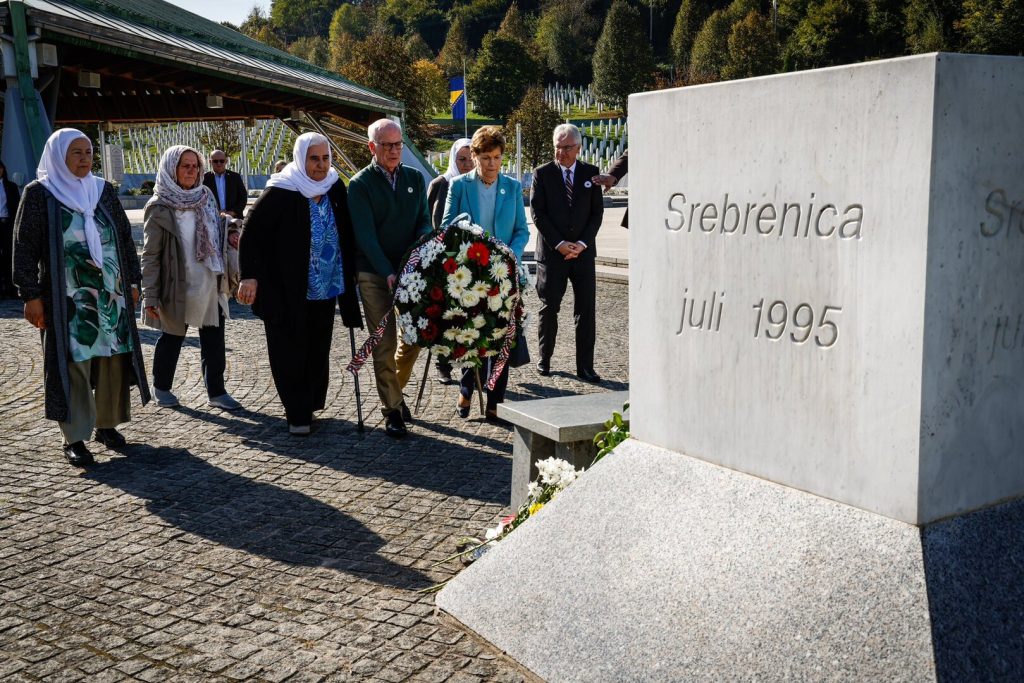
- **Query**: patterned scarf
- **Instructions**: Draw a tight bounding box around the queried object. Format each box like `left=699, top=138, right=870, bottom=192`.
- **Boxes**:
left=150, top=145, right=221, bottom=269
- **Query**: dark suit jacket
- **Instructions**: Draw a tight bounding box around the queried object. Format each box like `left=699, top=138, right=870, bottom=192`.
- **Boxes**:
left=607, top=149, right=628, bottom=228
left=426, top=175, right=450, bottom=230
left=1, top=178, right=20, bottom=221
left=529, top=160, right=603, bottom=264
left=239, top=183, right=362, bottom=330
left=202, top=170, right=247, bottom=217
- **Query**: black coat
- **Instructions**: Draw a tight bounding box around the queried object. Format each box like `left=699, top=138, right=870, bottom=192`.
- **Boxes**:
left=202, top=170, right=248, bottom=217
left=529, top=160, right=604, bottom=263
left=2, top=178, right=20, bottom=220
left=426, top=175, right=449, bottom=230
left=239, top=183, right=362, bottom=330
left=607, top=149, right=628, bottom=228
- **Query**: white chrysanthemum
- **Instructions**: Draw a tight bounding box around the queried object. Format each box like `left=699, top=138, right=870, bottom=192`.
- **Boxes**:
left=459, top=290, right=481, bottom=307
left=472, top=315, right=485, bottom=329
left=455, top=328, right=480, bottom=344
left=398, top=312, right=414, bottom=329
left=471, top=281, right=490, bottom=297
left=395, top=288, right=410, bottom=304
left=447, top=283, right=465, bottom=299
left=505, top=295, right=516, bottom=310
left=401, top=329, right=418, bottom=345
left=442, top=308, right=467, bottom=320
left=407, top=289, right=421, bottom=303
left=484, top=350, right=498, bottom=357
left=443, top=328, right=459, bottom=341
left=449, top=266, right=472, bottom=289
left=417, top=317, right=428, bottom=330
left=536, top=457, right=577, bottom=487
left=489, top=260, right=509, bottom=281
left=526, top=481, right=541, bottom=500
left=432, top=344, right=452, bottom=356
left=487, top=295, right=503, bottom=312
left=457, top=242, right=472, bottom=262
left=418, top=240, right=445, bottom=267
left=499, top=279, right=512, bottom=297
left=491, top=326, right=507, bottom=340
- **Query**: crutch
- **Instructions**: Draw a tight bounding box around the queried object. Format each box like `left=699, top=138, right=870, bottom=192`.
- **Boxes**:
left=414, top=350, right=432, bottom=414
left=348, top=328, right=365, bottom=432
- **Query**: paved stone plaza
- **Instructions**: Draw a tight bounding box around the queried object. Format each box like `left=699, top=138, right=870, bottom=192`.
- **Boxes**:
left=0, top=271, right=629, bottom=681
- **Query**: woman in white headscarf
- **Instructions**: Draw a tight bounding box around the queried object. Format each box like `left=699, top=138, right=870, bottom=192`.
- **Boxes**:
left=140, top=145, right=241, bottom=412
left=238, top=132, right=362, bottom=435
left=425, top=138, right=472, bottom=383
left=12, top=128, right=151, bottom=467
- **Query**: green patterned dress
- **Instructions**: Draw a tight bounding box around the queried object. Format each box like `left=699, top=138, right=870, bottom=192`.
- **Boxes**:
left=62, top=207, right=133, bottom=362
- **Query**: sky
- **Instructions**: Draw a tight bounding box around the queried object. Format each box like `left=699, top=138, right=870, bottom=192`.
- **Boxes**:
left=167, top=0, right=264, bottom=27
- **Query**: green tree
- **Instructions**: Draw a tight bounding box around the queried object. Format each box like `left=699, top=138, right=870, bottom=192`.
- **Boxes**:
left=406, top=32, right=435, bottom=61
left=413, top=58, right=449, bottom=114
left=379, top=0, right=445, bottom=37
left=904, top=0, right=957, bottom=53
left=782, top=0, right=865, bottom=70
left=688, top=9, right=731, bottom=82
left=593, top=0, right=656, bottom=111
left=270, top=0, right=342, bottom=42
left=467, top=32, right=543, bottom=118
left=957, top=0, right=1024, bottom=54
left=866, top=0, right=906, bottom=57
left=505, top=86, right=562, bottom=169
left=289, top=36, right=330, bottom=68
left=240, top=6, right=284, bottom=49
left=535, top=0, right=601, bottom=84
left=671, top=0, right=714, bottom=78
left=199, top=121, right=241, bottom=160
left=722, top=11, right=780, bottom=79
left=437, top=15, right=470, bottom=77
left=340, top=29, right=433, bottom=150
left=498, top=1, right=535, bottom=47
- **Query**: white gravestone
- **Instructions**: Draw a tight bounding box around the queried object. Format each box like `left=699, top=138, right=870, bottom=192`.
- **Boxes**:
left=630, top=53, right=1024, bottom=525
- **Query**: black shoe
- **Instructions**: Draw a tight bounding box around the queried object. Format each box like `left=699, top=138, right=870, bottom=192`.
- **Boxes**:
left=577, top=368, right=602, bottom=383
left=436, top=364, right=454, bottom=384
left=94, top=428, right=127, bottom=448
left=537, top=360, right=551, bottom=376
left=63, top=441, right=95, bottom=467
left=385, top=411, right=408, bottom=438
left=400, top=401, right=413, bottom=422
left=457, top=395, right=471, bottom=419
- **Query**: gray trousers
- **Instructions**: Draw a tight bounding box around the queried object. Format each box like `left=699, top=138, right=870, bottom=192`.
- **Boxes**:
left=59, top=354, right=131, bottom=445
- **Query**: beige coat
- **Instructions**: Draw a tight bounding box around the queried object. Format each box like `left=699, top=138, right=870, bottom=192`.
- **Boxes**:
left=140, top=201, right=234, bottom=336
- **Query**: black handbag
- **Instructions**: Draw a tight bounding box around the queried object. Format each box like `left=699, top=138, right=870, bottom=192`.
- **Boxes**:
left=509, top=326, right=531, bottom=368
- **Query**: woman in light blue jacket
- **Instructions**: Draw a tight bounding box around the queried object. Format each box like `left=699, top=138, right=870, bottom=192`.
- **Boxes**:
left=441, top=126, right=530, bottom=421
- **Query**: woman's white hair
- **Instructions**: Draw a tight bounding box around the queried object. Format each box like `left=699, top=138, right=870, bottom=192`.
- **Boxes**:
left=552, top=123, right=582, bottom=145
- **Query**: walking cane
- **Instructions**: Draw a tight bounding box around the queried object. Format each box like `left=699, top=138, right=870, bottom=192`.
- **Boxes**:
left=348, top=328, right=364, bottom=431
left=474, top=365, right=486, bottom=415
left=414, top=350, right=432, bottom=414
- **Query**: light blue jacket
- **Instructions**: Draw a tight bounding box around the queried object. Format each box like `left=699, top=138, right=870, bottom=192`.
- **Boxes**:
left=441, top=170, right=529, bottom=261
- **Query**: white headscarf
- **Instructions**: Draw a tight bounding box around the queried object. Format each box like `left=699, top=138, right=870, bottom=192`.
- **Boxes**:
left=443, top=138, right=473, bottom=181
left=150, top=145, right=223, bottom=272
left=265, top=132, right=339, bottom=199
left=37, top=128, right=106, bottom=266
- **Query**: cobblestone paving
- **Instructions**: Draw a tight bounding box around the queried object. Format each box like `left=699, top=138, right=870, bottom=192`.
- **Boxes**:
left=0, top=280, right=629, bottom=682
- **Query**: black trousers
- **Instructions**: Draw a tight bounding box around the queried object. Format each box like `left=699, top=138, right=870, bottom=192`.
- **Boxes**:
left=459, top=360, right=510, bottom=411
left=153, top=314, right=226, bottom=397
left=536, top=257, right=596, bottom=371
left=264, top=298, right=336, bottom=426
left=0, top=217, right=13, bottom=295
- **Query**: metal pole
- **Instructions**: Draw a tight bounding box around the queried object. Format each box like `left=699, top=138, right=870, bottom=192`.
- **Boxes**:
left=98, top=125, right=107, bottom=180
left=414, top=350, right=432, bottom=414
left=516, top=123, right=522, bottom=184
left=462, top=57, right=468, bottom=139
left=239, top=122, right=249, bottom=188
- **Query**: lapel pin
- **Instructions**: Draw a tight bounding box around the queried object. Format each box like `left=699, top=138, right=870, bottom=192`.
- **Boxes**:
left=500, top=188, right=506, bottom=195
left=583, top=180, right=592, bottom=188
left=407, top=186, right=413, bottom=193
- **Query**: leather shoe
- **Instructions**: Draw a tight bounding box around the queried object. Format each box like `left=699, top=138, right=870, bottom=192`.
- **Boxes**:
left=94, top=428, right=127, bottom=448
left=577, top=368, right=602, bottom=383
left=63, top=441, right=95, bottom=467
left=385, top=411, right=408, bottom=438
left=457, top=395, right=471, bottom=419
left=400, top=401, right=413, bottom=422
left=537, top=360, right=551, bottom=376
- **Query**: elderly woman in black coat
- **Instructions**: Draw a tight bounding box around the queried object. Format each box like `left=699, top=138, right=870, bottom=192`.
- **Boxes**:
left=13, top=128, right=150, bottom=466
left=238, top=132, right=362, bottom=434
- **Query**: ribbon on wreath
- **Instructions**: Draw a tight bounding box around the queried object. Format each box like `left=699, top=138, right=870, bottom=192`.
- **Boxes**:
left=345, top=220, right=523, bottom=391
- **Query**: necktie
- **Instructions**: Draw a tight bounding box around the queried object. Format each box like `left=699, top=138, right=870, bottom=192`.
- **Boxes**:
left=564, top=168, right=573, bottom=207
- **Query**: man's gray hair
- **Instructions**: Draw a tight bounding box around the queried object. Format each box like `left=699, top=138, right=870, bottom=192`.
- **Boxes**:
left=552, top=123, right=582, bottom=145
left=368, top=118, right=402, bottom=142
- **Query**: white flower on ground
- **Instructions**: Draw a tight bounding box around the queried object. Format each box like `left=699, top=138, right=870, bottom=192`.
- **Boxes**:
left=472, top=315, right=485, bottom=329
left=484, top=523, right=503, bottom=541
left=527, top=482, right=541, bottom=500
left=536, top=457, right=577, bottom=487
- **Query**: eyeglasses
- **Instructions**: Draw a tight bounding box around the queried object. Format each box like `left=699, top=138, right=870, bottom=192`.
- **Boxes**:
left=555, top=144, right=579, bottom=151
left=211, top=159, right=227, bottom=164
left=376, top=141, right=403, bottom=152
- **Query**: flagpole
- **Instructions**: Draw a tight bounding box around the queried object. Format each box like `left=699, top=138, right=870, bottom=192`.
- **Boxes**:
left=462, top=57, right=468, bottom=139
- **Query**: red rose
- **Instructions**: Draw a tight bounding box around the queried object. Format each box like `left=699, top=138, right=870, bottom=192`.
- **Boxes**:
left=425, top=304, right=443, bottom=319
left=478, top=347, right=488, bottom=357
left=421, top=322, right=438, bottom=341
left=467, top=243, right=490, bottom=266
left=443, top=258, right=458, bottom=274
left=488, top=285, right=500, bottom=296
left=430, top=286, right=444, bottom=301
left=452, top=346, right=467, bottom=359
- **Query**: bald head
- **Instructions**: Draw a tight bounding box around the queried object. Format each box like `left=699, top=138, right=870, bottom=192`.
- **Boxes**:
left=209, top=149, right=228, bottom=175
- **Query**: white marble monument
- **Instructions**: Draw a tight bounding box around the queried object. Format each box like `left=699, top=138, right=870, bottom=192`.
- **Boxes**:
left=438, top=53, right=1024, bottom=681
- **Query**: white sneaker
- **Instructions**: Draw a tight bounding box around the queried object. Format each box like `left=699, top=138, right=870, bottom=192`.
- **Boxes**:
left=208, top=394, right=242, bottom=411
left=154, top=388, right=179, bottom=407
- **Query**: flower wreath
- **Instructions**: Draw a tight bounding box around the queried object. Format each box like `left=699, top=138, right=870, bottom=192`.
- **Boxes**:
left=347, top=213, right=524, bottom=390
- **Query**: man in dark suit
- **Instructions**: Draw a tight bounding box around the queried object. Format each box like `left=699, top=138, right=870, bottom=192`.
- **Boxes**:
left=592, top=148, right=628, bottom=228
left=530, top=123, right=604, bottom=383
left=202, top=150, right=248, bottom=220
left=0, top=160, right=21, bottom=297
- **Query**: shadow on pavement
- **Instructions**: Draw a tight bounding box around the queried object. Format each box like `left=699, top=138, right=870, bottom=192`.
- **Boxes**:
left=85, top=446, right=433, bottom=591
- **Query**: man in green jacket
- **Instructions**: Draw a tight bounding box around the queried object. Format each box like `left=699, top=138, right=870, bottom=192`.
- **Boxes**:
left=349, top=119, right=432, bottom=438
